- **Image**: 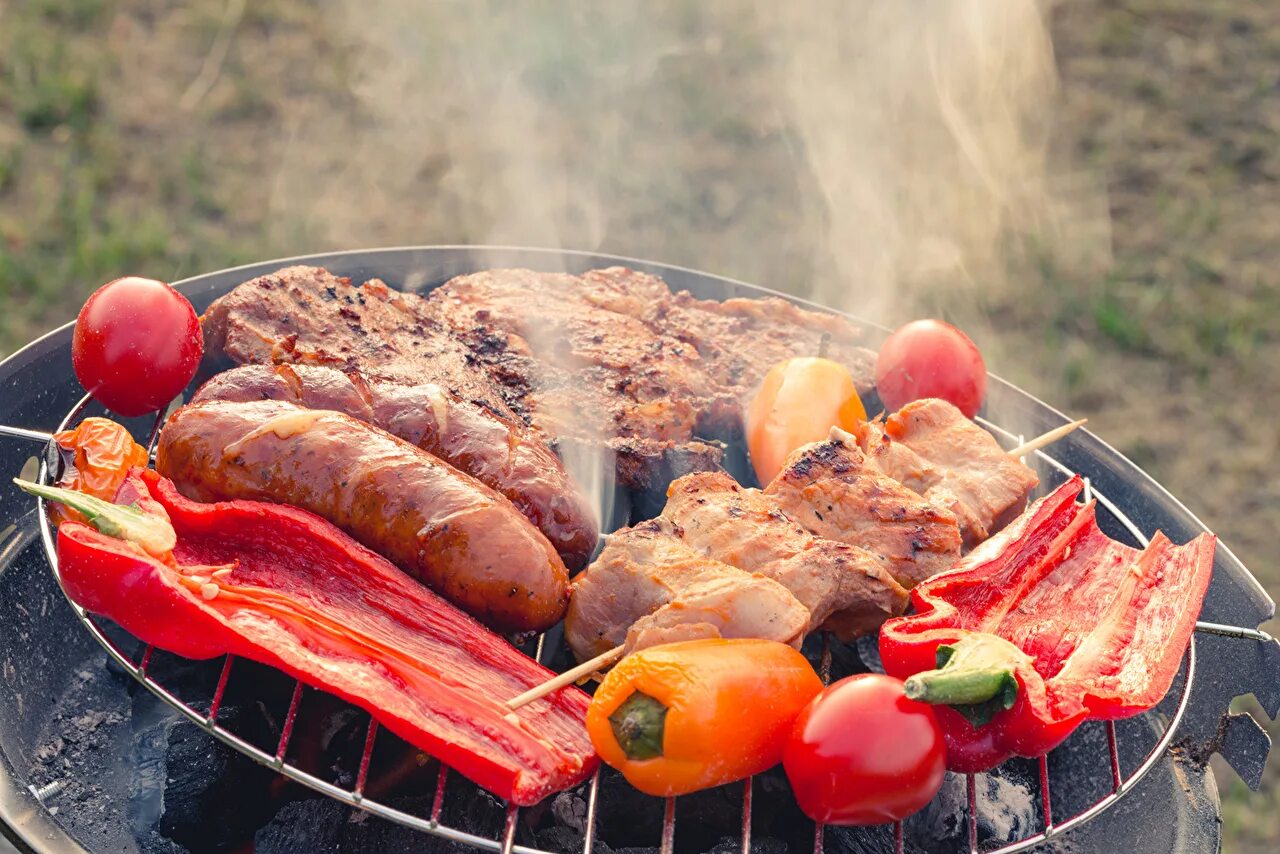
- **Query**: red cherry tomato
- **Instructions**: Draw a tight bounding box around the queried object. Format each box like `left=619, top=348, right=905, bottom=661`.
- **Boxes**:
left=72, top=277, right=203, bottom=417
left=783, top=673, right=946, bottom=825
left=874, top=320, right=986, bottom=418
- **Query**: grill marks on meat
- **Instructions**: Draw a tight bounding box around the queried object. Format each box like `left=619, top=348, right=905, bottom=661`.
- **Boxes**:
left=202, top=266, right=516, bottom=421
left=156, top=399, right=570, bottom=633
left=563, top=518, right=810, bottom=662
left=429, top=267, right=878, bottom=487
left=766, top=432, right=964, bottom=590
left=192, top=364, right=598, bottom=570
left=198, top=266, right=598, bottom=569
left=861, top=399, right=1041, bottom=548
left=661, top=471, right=908, bottom=638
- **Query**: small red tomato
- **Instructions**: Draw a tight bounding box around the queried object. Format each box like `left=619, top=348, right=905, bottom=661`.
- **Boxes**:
left=874, top=319, right=986, bottom=418
left=783, top=673, right=946, bottom=825
left=72, top=277, right=203, bottom=417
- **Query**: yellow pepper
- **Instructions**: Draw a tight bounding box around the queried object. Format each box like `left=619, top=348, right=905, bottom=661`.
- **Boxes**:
left=586, top=639, right=822, bottom=796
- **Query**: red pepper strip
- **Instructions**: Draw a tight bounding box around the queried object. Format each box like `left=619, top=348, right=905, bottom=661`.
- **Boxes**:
left=879, top=475, right=1215, bottom=772
left=57, top=468, right=598, bottom=805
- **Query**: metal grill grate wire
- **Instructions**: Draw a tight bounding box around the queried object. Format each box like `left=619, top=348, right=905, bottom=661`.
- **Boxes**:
left=19, top=395, right=1260, bottom=854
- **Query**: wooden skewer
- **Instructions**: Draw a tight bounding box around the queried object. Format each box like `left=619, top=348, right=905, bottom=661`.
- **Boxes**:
left=1007, top=419, right=1087, bottom=459
left=506, top=646, right=624, bottom=711
left=506, top=416, right=1088, bottom=712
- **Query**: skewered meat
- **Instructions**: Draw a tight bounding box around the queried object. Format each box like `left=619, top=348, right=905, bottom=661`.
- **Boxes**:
left=192, top=363, right=598, bottom=570
left=564, top=518, right=810, bottom=662
left=661, top=471, right=909, bottom=637
left=155, top=399, right=570, bottom=633
left=858, top=399, right=1040, bottom=548
left=765, top=432, right=964, bottom=589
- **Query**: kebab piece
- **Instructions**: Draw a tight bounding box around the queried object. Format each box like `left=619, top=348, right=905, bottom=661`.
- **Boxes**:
left=156, top=398, right=570, bottom=634
left=192, top=363, right=598, bottom=570
left=199, top=265, right=599, bottom=570
left=660, top=471, right=909, bottom=637
left=564, top=517, right=810, bottom=662
left=764, top=430, right=964, bottom=589
left=856, top=399, right=1040, bottom=548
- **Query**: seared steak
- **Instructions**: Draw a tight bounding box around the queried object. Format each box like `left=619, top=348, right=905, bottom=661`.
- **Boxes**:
left=429, top=266, right=877, bottom=480
left=201, top=265, right=878, bottom=508
left=198, top=266, right=598, bottom=569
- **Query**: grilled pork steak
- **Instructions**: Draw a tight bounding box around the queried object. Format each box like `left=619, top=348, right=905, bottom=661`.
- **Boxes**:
left=156, top=399, right=570, bottom=633
left=430, top=267, right=877, bottom=467
left=201, top=264, right=878, bottom=503
left=192, top=363, right=598, bottom=570
left=198, top=266, right=598, bottom=569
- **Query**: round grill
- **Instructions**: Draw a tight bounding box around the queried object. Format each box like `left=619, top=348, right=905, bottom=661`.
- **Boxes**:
left=2, top=247, right=1275, bottom=854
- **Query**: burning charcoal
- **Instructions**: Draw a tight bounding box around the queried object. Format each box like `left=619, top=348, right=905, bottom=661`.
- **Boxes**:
left=536, top=825, right=615, bottom=854
left=158, top=708, right=278, bottom=850
left=825, top=824, right=929, bottom=854
left=799, top=634, right=872, bottom=684
left=708, top=835, right=788, bottom=854
left=434, top=780, right=509, bottom=841
left=904, top=768, right=1039, bottom=852
left=591, top=767, right=665, bottom=848
left=254, top=798, right=348, bottom=853
left=340, top=793, right=506, bottom=853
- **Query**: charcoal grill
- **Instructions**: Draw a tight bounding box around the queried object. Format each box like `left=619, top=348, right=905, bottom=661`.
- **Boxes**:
left=0, top=247, right=1276, bottom=854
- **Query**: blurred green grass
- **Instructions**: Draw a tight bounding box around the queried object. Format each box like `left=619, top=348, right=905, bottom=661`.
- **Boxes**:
left=1, top=0, right=1277, bottom=849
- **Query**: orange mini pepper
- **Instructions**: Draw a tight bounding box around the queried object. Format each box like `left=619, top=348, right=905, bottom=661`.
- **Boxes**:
left=746, top=357, right=867, bottom=486
left=50, top=417, right=149, bottom=526
left=586, top=638, right=823, bottom=796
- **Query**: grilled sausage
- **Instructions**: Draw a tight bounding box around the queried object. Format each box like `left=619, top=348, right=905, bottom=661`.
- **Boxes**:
left=191, top=364, right=599, bottom=571
left=156, top=399, right=570, bottom=633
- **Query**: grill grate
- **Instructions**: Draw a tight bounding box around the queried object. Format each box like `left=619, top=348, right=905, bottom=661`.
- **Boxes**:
left=11, top=393, right=1270, bottom=854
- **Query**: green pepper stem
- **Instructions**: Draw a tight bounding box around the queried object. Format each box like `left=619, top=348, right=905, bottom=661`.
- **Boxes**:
left=608, top=691, right=668, bottom=761
left=902, top=634, right=1021, bottom=710
left=13, top=478, right=176, bottom=557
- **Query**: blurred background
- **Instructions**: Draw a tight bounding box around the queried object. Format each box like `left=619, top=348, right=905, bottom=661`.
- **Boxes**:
left=0, top=0, right=1276, bottom=848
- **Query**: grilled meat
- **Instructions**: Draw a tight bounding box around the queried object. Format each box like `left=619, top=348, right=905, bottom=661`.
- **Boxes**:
left=661, top=471, right=908, bottom=637
left=858, top=398, right=1040, bottom=548
left=564, top=518, right=810, bottom=662
left=429, top=266, right=877, bottom=488
left=765, top=431, right=964, bottom=589
left=192, top=363, right=598, bottom=570
left=198, top=266, right=598, bottom=568
left=156, top=399, right=570, bottom=633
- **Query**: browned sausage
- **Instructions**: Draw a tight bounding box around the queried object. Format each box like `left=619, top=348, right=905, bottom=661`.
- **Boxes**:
left=191, top=364, right=599, bottom=571
left=156, top=398, right=569, bottom=633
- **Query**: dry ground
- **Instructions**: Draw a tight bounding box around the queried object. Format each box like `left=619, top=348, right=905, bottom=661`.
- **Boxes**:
left=1, top=0, right=1277, bottom=849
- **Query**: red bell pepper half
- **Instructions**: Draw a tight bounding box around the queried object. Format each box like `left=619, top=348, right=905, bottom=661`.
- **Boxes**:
left=31, top=468, right=597, bottom=805
left=879, top=475, right=1215, bottom=773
